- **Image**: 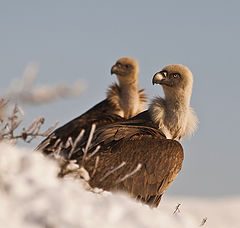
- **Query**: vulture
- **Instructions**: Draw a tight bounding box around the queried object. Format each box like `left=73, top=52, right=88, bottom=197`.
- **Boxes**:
left=71, top=64, right=198, bottom=207
left=36, top=57, right=146, bottom=156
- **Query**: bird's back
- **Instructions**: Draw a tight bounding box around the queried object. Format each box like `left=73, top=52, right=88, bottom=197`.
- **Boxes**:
left=36, top=99, right=124, bottom=155
left=71, top=110, right=184, bottom=207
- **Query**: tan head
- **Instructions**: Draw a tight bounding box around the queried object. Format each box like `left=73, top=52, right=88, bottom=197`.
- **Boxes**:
left=150, top=64, right=198, bottom=140
left=111, top=57, right=139, bottom=84
left=152, top=64, right=193, bottom=103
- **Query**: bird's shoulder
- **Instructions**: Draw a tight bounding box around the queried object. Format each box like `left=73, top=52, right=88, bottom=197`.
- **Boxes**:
left=90, top=110, right=163, bottom=147
left=36, top=99, right=124, bottom=154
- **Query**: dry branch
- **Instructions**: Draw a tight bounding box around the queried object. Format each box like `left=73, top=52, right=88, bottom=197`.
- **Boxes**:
left=100, top=162, right=126, bottom=182
left=0, top=98, right=8, bottom=122
left=116, top=163, right=142, bottom=184
left=200, top=217, right=207, bottom=226
left=68, top=129, right=85, bottom=159
left=82, top=124, right=96, bottom=165
left=3, top=62, right=87, bottom=105
left=0, top=99, right=58, bottom=143
left=173, top=203, right=181, bottom=215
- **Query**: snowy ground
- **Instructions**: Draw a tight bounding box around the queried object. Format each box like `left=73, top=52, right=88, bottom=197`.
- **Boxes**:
left=0, top=142, right=239, bottom=228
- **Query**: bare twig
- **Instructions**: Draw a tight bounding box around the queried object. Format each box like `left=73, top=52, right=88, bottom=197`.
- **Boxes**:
left=41, top=121, right=59, bottom=137
left=116, top=163, right=142, bottom=184
left=57, top=126, right=101, bottom=183
left=0, top=99, right=8, bottom=122
left=55, top=142, right=64, bottom=157
left=200, top=217, right=207, bottom=226
left=82, top=124, right=96, bottom=165
left=91, top=156, right=99, bottom=178
left=58, top=159, right=78, bottom=177
left=53, top=138, right=61, bottom=149
left=86, top=145, right=100, bottom=160
left=68, top=129, right=85, bottom=159
left=173, top=203, right=181, bottom=215
left=0, top=101, right=58, bottom=144
left=100, top=162, right=126, bottom=182
left=65, top=137, right=74, bottom=150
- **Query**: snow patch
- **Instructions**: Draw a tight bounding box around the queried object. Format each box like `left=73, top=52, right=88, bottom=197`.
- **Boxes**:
left=0, top=142, right=239, bottom=228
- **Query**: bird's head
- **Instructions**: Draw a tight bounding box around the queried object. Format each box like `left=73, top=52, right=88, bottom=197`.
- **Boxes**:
left=111, top=57, right=139, bottom=84
left=152, top=64, right=193, bottom=97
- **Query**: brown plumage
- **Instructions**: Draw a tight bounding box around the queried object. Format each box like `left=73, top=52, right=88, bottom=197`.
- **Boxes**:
left=71, top=64, right=197, bottom=207
left=36, top=57, right=146, bottom=156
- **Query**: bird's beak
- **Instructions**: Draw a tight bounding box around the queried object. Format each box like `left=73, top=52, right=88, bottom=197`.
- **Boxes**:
left=152, top=72, right=165, bottom=85
left=111, top=65, right=117, bottom=75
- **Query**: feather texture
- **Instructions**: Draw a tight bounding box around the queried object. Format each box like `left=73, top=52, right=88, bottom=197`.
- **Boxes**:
left=36, top=57, right=146, bottom=156
left=68, top=64, right=198, bottom=207
left=74, top=110, right=183, bottom=207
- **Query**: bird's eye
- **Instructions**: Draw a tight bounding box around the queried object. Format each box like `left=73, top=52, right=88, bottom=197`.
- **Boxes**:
left=125, top=64, right=131, bottom=69
left=172, top=73, right=179, bottom=78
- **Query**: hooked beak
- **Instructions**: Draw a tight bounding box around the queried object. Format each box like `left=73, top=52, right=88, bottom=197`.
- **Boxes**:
left=152, top=72, right=173, bottom=87
left=152, top=72, right=165, bottom=85
left=111, top=65, right=118, bottom=75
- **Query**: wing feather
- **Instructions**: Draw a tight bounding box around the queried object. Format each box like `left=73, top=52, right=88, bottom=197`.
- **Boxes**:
left=82, top=131, right=183, bottom=207
left=36, top=99, right=124, bottom=155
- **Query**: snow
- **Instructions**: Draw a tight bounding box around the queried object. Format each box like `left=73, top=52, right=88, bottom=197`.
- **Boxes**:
left=0, top=142, right=239, bottom=228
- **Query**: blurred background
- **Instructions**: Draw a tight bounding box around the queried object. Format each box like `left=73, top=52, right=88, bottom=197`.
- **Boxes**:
left=1, top=0, right=239, bottom=197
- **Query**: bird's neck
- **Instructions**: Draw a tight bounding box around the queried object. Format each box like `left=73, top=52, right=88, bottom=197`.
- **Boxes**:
left=107, top=80, right=144, bottom=119
left=163, top=87, right=191, bottom=108
left=149, top=88, right=192, bottom=140
left=119, top=80, right=140, bottom=118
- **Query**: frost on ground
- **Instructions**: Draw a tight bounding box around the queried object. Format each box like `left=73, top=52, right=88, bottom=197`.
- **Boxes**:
left=0, top=142, right=239, bottom=228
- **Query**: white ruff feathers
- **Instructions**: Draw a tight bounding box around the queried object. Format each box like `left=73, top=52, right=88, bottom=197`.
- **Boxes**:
left=150, top=64, right=198, bottom=140
left=150, top=99, right=198, bottom=140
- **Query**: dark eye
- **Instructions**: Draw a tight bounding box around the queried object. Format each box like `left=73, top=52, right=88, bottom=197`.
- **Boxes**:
left=125, top=64, right=131, bottom=69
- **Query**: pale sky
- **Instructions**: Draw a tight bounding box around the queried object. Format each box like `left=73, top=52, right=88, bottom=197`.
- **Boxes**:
left=1, top=0, right=240, bottom=197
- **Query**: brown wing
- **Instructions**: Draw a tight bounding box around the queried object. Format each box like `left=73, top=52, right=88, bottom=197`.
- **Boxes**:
left=70, top=110, right=162, bottom=158
left=89, top=110, right=162, bottom=147
left=36, top=99, right=124, bottom=156
left=78, top=121, right=184, bottom=207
